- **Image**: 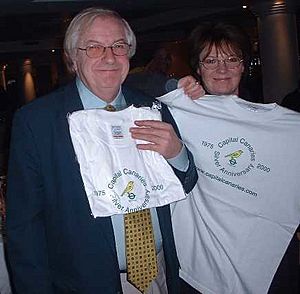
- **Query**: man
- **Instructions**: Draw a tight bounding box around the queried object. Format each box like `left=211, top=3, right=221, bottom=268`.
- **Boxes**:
left=6, top=7, right=199, bottom=294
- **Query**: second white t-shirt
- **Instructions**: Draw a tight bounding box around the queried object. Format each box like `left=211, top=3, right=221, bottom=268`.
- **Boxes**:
left=158, top=89, right=300, bottom=294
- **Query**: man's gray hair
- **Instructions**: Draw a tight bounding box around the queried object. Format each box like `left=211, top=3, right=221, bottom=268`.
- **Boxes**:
left=64, top=7, right=137, bottom=74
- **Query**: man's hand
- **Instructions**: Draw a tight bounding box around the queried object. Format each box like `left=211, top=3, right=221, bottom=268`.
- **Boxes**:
left=178, top=75, right=205, bottom=99
left=130, top=120, right=182, bottom=159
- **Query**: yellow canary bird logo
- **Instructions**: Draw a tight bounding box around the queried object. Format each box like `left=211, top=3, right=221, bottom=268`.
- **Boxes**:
left=225, top=150, right=243, bottom=159
left=225, top=150, right=243, bottom=166
left=121, top=181, right=134, bottom=197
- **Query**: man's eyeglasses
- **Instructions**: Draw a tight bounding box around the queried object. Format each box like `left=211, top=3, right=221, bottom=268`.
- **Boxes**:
left=77, top=42, right=131, bottom=58
left=199, top=56, right=243, bottom=70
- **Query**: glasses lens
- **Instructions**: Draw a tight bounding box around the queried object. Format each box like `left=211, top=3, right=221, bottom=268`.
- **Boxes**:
left=201, top=57, right=241, bottom=69
left=112, top=43, right=130, bottom=56
left=201, top=58, right=218, bottom=69
left=86, top=45, right=104, bottom=58
left=225, top=57, right=241, bottom=68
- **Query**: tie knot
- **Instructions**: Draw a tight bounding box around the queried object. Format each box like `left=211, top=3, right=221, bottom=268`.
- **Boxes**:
left=104, top=104, right=116, bottom=112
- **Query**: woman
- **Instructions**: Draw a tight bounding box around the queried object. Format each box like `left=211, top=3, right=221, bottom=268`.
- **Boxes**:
left=188, top=22, right=256, bottom=100
left=178, top=21, right=299, bottom=294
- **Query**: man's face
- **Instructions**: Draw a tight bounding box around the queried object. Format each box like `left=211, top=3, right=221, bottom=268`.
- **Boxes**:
left=73, top=16, right=130, bottom=101
left=197, top=45, right=244, bottom=96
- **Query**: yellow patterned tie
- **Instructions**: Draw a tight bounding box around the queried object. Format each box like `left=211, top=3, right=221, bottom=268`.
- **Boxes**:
left=104, top=104, right=158, bottom=292
left=124, top=209, right=158, bottom=293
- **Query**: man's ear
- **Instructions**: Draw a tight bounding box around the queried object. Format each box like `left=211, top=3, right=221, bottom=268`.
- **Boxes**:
left=72, top=59, right=77, bottom=72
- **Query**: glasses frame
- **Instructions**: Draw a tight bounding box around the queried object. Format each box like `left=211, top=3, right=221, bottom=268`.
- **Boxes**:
left=77, top=42, right=132, bottom=58
left=199, top=56, right=243, bottom=70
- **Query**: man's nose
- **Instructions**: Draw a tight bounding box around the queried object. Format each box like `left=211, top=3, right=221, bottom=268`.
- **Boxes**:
left=102, top=47, right=116, bottom=63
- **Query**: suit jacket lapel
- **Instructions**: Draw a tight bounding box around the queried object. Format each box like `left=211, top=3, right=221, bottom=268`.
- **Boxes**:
left=61, top=80, right=84, bottom=113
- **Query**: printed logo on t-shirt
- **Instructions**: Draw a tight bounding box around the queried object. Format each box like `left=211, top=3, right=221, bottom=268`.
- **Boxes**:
left=91, top=168, right=164, bottom=214
left=111, top=125, right=124, bottom=139
left=225, top=149, right=243, bottom=166
left=213, top=137, right=256, bottom=177
left=120, top=181, right=136, bottom=199
left=199, top=136, right=271, bottom=198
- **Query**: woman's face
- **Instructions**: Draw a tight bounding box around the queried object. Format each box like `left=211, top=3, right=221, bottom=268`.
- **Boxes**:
left=197, top=44, right=244, bottom=96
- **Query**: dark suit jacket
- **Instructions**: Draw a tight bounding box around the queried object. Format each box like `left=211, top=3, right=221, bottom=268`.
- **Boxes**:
left=6, top=80, right=197, bottom=294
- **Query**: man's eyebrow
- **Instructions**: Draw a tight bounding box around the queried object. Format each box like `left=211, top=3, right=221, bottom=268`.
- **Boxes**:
left=84, top=38, right=127, bottom=45
left=112, top=38, right=127, bottom=43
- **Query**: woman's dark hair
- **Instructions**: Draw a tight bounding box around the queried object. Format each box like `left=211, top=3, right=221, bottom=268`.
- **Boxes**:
left=188, top=21, right=252, bottom=77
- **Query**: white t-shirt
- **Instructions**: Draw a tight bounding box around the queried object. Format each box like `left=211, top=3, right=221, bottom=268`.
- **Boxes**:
left=68, top=105, right=186, bottom=217
left=158, top=89, right=300, bottom=294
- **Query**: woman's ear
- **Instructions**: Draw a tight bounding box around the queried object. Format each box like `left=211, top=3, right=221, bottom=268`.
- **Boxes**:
left=197, top=67, right=201, bottom=77
left=241, top=63, right=245, bottom=74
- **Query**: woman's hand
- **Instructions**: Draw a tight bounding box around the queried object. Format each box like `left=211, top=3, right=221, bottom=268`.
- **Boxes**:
left=178, top=75, right=205, bottom=100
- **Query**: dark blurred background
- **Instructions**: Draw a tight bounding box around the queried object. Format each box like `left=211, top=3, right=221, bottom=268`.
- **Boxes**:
left=0, top=1, right=299, bottom=101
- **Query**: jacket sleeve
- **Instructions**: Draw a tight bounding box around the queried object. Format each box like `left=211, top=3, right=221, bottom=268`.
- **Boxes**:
left=160, top=102, right=198, bottom=193
left=6, top=110, right=52, bottom=293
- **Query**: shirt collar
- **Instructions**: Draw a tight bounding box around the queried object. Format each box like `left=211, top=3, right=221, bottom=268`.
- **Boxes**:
left=76, top=77, right=126, bottom=110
